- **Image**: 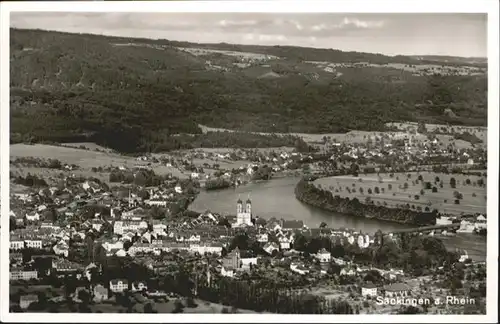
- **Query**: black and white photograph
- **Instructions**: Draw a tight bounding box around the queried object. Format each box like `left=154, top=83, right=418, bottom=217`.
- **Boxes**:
left=0, top=1, right=498, bottom=322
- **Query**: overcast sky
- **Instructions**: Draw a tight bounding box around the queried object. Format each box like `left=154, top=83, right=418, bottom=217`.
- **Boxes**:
left=10, top=12, right=487, bottom=57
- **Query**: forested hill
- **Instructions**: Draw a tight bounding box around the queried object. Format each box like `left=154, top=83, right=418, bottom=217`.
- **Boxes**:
left=10, top=28, right=488, bottom=153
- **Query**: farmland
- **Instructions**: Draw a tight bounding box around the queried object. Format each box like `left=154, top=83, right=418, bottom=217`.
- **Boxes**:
left=199, top=123, right=483, bottom=150
left=313, top=172, right=486, bottom=216
left=10, top=144, right=187, bottom=183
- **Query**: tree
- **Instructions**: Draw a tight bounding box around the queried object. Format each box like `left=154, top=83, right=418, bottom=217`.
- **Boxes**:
left=403, top=182, right=409, bottom=190
left=144, top=302, right=157, bottom=313
left=367, top=188, right=373, bottom=194
left=374, top=187, right=380, bottom=194
left=417, top=174, right=424, bottom=182
left=453, top=191, right=463, bottom=200
left=450, top=177, right=456, bottom=188
left=387, top=184, right=392, bottom=190
left=319, top=222, right=327, bottom=228
left=432, top=186, right=438, bottom=193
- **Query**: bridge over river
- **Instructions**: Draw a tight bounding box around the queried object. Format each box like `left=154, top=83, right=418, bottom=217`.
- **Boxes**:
left=386, top=223, right=461, bottom=235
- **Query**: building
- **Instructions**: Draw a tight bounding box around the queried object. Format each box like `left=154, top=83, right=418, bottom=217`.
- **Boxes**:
left=93, top=285, right=109, bottom=302
left=10, top=239, right=25, bottom=250
left=10, top=269, right=38, bottom=281
left=113, top=220, right=148, bottom=235
left=278, top=235, right=292, bottom=250
left=25, top=239, right=43, bottom=249
left=256, top=233, right=269, bottom=243
left=361, top=283, right=378, bottom=297
left=132, top=281, right=148, bottom=292
left=20, top=294, right=39, bottom=309
left=26, top=212, right=40, bottom=222
left=222, top=247, right=241, bottom=270
left=233, top=198, right=253, bottom=227
left=10, top=253, right=23, bottom=265
left=145, top=199, right=168, bottom=207
left=315, top=248, right=331, bottom=263
left=384, top=283, right=411, bottom=298
left=263, top=242, right=280, bottom=255
left=436, top=216, right=454, bottom=226
left=110, top=279, right=129, bottom=293
left=221, top=266, right=235, bottom=278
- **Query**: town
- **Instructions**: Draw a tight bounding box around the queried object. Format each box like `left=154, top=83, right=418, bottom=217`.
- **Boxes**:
left=8, top=122, right=487, bottom=314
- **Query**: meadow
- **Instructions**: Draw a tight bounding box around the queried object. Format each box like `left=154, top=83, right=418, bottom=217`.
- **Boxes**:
left=313, top=172, right=487, bottom=216
left=10, top=144, right=187, bottom=182
left=199, top=123, right=480, bottom=149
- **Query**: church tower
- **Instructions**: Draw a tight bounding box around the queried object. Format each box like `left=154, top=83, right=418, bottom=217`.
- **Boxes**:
left=236, top=198, right=243, bottom=214
left=245, top=198, right=252, bottom=216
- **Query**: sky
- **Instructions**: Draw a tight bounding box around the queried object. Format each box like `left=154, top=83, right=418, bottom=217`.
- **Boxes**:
left=10, top=12, right=488, bottom=57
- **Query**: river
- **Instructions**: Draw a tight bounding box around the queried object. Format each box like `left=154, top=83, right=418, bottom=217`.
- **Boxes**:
left=189, top=176, right=486, bottom=261
left=191, top=177, right=411, bottom=233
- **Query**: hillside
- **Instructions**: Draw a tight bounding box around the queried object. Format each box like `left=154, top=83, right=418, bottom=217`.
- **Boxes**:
left=10, top=28, right=488, bottom=153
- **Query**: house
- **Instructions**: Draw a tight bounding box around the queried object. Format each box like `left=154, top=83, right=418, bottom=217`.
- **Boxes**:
left=10, top=239, right=25, bottom=250
left=263, top=242, right=280, bottom=255
left=256, top=233, right=269, bottom=243
left=361, top=282, right=378, bottom=297
left=189, top=243, right=223, bottom=256
left=10, top=253, right=23, bottom=265
left=132, top=281, right=148, bottom=292
left=290, top=263, right=309, bottom=275
left=52, top=258, right=83, bottom=275
left=20, top=294, right=39, bottom=309
left=458, top=249, right=469, bottom=262
left=53, top=241, right=69, bottom=257
left=221, top=266, right=235, bottom=278
left=315, top=248, right=331, bottom=263
left=93, top=285, right=109, bottom=302
left=383, top=283, right=411, bottom=298
left=152, top=221, right=168, bottom=236
left=278, top=236, right=292, bottom=250
left=24, top=239, right=43, bottom=249
left=113, top=220, right=148, bottom=235
left=110, top=279, right=129, bottom=293
left=340, top=266, right=357, bottom=276
left=222, top=247, right=241, bottom=270
left=467, top=158, right=474, bottom=165
left=332, top=257, right=346, bottom=266
left=241, top=257, right=259, bottom=270
left=10, top=268, right=38, bottom=281
left=91, top=219, right=104, bottom=232
left=115, top=249, right=127, bottom=257
left=145, top=199, right=168, bottom=207
left=26, top=212, right=40, bottom=222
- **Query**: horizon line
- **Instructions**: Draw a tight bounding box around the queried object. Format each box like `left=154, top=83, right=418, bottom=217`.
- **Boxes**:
left=10, top=27, right=488, bottom=60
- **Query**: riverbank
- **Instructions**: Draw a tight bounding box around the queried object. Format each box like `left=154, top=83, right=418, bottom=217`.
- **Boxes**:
left=190, top=176, right=410, bottom=233
left=294, top=178, right=437, bottom=226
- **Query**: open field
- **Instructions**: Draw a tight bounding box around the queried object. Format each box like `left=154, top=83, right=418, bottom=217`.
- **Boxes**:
left=313, top=172, right=487, bottom=215
left=198, top=124, right=481, bottom=149
left=10, top=144, right=186, bottom=180
left=386, top=122, right=487, bottom=147
left=60, top=142, right=116, bottom=153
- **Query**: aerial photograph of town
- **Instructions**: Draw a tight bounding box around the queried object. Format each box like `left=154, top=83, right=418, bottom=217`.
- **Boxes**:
left=2, top=4, right=496, bottom=320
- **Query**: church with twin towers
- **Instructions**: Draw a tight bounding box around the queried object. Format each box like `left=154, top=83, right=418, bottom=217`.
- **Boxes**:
left=233, top=196, right=253, bottom=228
